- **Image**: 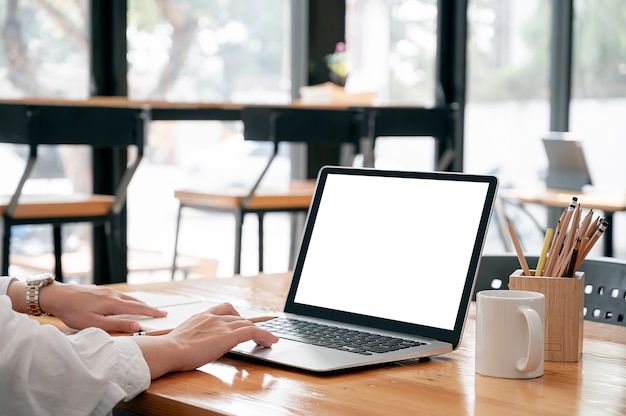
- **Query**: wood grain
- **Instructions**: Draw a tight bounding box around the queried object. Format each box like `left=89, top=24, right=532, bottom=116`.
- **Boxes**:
left=103, top=273, right=626, bottom=416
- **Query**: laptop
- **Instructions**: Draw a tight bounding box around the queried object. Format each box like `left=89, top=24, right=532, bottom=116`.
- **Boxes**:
left=230, top=166, right=498, bottom=372
left=542, top=133, right=592, bottom=191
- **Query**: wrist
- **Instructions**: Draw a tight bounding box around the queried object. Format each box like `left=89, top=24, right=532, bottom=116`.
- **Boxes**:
left=133, top=336, right=184, bottom=379
left=6, top=279, right=28, bottom=314
left=37, top=280, right=64, bottom=317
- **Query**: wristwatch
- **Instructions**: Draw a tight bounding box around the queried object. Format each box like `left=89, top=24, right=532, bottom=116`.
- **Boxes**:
left=25, top=273, right=55, bottom=316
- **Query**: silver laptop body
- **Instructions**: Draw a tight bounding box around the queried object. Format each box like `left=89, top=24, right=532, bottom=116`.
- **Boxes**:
left=230, top=166, right=498, bottom=372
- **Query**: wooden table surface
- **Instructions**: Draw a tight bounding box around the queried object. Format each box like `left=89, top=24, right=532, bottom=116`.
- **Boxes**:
left=500, top=187, right=626, bottom=257
left=501, top=187, right=626, bottom=212
left=100, top=273, right=626, bottom=416
left=0, top=96, right=429, bottom=110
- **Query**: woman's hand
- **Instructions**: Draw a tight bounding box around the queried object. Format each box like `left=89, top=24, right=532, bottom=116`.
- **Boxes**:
left=40, top=282, right=167, bottom=333
left=133, top=302, right=279, bottom=379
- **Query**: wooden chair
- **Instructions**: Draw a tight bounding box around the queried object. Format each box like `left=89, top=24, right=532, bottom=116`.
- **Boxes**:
left=474, top=253, right=626, bottom=326
left=171, top=106, right=364, bottom=277
left=0, top=102, right=148, bottom=283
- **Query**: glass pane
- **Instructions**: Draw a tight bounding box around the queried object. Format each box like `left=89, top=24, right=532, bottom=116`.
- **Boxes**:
left=126, top=0, right=292, bottom=279
left=465, top=0, right=551, bottom=253
left=571, top=0, right=626, bottom=189
left=571, top=0, right=626, bottom=259
left=127, top=0, right=290, bottom=103
left=345, top=0, right=438, bottom=172
left=0, top=0, right=89, bottom=99
left=0, top=0, right=90, bottom=282
left=346, top=0, right=438, bottom=106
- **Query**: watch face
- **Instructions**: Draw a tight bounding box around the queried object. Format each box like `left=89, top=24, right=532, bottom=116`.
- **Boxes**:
left=26, top=273, right=55, bottom=286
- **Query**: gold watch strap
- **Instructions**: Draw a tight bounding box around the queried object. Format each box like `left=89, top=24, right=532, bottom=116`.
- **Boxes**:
left=25, top=275, right=54, bottom=316
left=26, top=284, right=47, bottom=316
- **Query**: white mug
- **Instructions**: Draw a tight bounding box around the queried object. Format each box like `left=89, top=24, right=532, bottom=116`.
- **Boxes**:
left=475, top=290, right=545, bottom=379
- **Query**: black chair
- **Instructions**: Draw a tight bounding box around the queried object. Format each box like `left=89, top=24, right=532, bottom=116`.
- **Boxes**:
left=474, top=253, right=626, bottom=326
left=171, top=106, right=364, bottom=277
left=0, top=102, right=148, bottom=283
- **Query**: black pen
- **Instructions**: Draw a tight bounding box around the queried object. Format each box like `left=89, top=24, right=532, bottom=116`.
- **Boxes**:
left=565, top=236, right=581, bottom=277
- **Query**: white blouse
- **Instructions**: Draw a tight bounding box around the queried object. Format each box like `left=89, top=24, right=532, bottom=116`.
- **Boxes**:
left=0, top=276, right=150, bottom=416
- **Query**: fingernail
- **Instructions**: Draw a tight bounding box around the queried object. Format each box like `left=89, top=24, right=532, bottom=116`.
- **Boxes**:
left=130, top=322, right=141, bottom=332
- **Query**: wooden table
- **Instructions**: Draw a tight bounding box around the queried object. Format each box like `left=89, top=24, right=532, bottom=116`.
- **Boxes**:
left=500, top=187, right=626, bottom=257
left=97, top=272, right=626, bottom=416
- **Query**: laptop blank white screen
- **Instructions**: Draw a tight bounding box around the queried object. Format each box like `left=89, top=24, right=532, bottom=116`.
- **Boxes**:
left=293, top=173, right=490, bottom=331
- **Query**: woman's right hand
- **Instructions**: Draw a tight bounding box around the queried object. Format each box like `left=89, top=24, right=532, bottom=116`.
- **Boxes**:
left=132, top=302, right=279, bottom=379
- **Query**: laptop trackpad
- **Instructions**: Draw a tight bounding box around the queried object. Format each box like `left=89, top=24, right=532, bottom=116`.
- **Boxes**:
left=231, top=340, right=353, bottom=371
left=233, top=339, right=310, bottom=357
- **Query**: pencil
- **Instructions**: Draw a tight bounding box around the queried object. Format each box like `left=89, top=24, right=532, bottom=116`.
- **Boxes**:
left=577, top=209, right=594, bottom=241
left=544, top=197, right=577, bottom=276
left=579, top=215, right=601, bottom=255
left=507, top=221, right=531, bottom=276
left=535, top=227, right=554, bottom=276
left=554, top=245, right=575, bottom=277
left=564, top=202, right=582, bottom=252
left=556, top=203, right=580, bottom=277
left=542, top=218, right=562, bottom=276
left=575, top=218, right=609, bottom=270
left=557, top=214, right=578, bottom=274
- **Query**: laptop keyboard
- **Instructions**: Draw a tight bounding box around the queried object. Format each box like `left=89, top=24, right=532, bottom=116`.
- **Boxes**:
left=257, top=317, right=425, bottom=355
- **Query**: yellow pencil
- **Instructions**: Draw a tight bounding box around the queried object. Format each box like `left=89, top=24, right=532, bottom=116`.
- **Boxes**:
left=535, top=227, right=554, bottom=276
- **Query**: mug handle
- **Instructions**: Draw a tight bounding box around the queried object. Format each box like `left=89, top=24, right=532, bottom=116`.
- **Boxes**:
left=516, top=306, right=543, bottom=372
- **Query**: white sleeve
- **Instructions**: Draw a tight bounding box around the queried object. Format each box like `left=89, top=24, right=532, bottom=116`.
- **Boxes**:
left=0, top=275, right=16, bottom=296
left=0, top=296, right=151, bottom=416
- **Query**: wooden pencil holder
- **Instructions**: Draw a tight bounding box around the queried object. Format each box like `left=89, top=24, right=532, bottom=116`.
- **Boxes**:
left=509, top=269, right=584, bottom=362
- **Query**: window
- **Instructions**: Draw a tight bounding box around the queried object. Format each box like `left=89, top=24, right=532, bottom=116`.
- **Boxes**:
left=0, top=0, right=90, bottom=282
left=571, top=0, right=626, bottom=190
left=465, top=0, right=552, bottom=252
left=126, top=0, right=292, bottom=278
left=346, top=0, right=437, bottom=106
left=346, top=0, right=439, bottom=171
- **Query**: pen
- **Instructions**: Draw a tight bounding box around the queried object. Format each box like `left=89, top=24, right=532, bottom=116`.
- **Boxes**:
left=130, top=329, right=170, bottom=336
left=565, top=236, right=582, bottom=278
left=129, top=315, right=278, bottom=336
left=507, top=220, right=531, bottom=276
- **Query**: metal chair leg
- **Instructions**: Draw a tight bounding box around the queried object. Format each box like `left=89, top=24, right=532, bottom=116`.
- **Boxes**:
left=104, top=219, right=120, bottom=284
left=52, top=224, right=63, bottom=281
left=257, top=212, right=264, bottom=272
left=2, top=221, right=10, bottom=276
left=171, top=204, right=184, bottom=280
left=234, top=209, right=243, bottom=275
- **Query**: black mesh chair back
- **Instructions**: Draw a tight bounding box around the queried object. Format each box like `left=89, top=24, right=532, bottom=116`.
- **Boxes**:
left=474, top=253, right=626, bottom=327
